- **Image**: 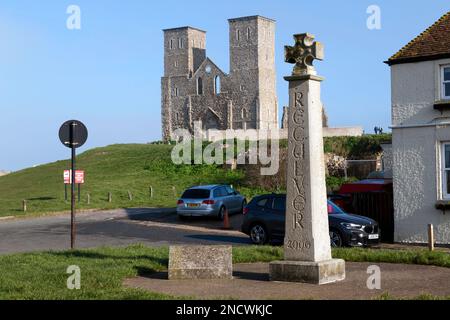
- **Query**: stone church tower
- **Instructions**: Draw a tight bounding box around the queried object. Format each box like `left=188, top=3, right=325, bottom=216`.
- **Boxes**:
left=161, top=16, right=279, bottom=141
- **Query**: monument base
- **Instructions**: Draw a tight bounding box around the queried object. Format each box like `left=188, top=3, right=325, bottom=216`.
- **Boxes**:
left=168, top=245, right=233, bottom=280
left=269, top=259, right=345, bottom=285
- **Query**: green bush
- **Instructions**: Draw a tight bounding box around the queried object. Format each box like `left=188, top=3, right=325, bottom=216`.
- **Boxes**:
left=324, top=134, right=392, bottom=159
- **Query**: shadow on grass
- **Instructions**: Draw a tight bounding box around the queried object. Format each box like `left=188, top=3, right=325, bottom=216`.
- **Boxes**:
left=47, top=250, right=169, bottom=267
left=186, top=234, right=251, bottom=244
left=135, top=266, right=168, bottom=279
left=27, top=197, right=56, bottom=201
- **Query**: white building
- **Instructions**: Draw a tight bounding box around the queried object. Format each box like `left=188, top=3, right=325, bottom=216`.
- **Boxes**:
left=387, top=12, right=450, bottom=244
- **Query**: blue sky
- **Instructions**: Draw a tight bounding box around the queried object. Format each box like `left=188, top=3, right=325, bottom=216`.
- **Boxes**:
left=0, top=0, right=449, bottom=171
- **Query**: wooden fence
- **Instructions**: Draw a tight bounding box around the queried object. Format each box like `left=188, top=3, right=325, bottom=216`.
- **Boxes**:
left=351, top=192, right=394, bottom=243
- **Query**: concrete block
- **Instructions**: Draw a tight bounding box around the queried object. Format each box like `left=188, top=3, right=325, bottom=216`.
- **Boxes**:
left=168, top=245, right=233, bottom=280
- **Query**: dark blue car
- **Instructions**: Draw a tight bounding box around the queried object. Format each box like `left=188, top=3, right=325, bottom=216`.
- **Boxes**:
left=241, top=194, right=380, bottom=247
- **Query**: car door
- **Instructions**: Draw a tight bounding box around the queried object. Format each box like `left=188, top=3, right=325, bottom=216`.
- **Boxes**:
left=225, top=185, right=240, bottom=212
left=270, top=196, right=287, bottom=237
left=218, top=186, right=232, bottom=210
left=213, top=187, right=225, bottom=207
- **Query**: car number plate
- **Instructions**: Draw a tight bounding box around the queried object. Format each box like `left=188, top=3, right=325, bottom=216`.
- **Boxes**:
left=188, top=203, right=200, bottom=208
left=369, top=234, right=379, bottom=240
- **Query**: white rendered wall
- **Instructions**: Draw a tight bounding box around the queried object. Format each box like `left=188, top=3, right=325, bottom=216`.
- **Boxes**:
left=391, top=59, right=450, bottom=244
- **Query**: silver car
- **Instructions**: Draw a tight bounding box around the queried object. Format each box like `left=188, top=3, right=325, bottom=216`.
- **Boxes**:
left=177, top=185, right=247, bottom=220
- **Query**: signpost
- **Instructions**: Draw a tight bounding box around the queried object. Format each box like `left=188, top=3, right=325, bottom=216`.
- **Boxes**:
left=59, top=120, right=88, bottom=250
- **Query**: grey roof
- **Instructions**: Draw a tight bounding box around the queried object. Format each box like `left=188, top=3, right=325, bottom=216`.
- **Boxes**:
left=162, top=26, right=206, bottom=33
left=228, top=15, right=276, bottom=23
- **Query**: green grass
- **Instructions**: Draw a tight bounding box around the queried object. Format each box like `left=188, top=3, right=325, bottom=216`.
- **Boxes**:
left=0, top=245, right=449, bottom=300
left=0, top=245, right=172, bottom=300
left=332, top=248, right=450, bottom=268
left=375, top=292, right=450, bottom=300
left=0, top=144, right=246, bottom=218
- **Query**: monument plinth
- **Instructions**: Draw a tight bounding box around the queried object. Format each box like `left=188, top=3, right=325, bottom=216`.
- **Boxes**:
left=269, top=33, right=345, bottom=285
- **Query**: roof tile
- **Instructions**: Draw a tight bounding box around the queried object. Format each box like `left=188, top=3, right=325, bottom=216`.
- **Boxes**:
left=387, top=11, right=450, bottom=65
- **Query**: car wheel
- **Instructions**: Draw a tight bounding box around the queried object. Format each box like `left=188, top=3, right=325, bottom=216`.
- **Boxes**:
left=329, top=230, right=343, bottom=248
left=250, top=224, right=268, bottom=245
left=217, top=206, right=225, bottom=221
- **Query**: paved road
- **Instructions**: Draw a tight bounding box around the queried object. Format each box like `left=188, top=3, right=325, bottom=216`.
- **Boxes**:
left=0, top=209, right=251, bottom=254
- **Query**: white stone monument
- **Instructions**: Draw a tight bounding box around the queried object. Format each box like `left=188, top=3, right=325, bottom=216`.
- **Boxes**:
left=270, top=33, right=346, bottom=285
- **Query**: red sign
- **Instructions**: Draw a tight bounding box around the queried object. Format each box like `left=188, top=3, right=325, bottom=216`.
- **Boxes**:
left=75, top=170, right=84, bottom=184
left=64, top=170, right=85, bottom=184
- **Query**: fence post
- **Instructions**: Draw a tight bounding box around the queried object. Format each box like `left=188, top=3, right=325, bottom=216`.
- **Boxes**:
left=344, top=160, right=348, bottom=180
left=87, top=193, right=91, bottom=205
left=428, top=224, right=435, bottom=251
left=149, top=186, right=153, bottom=198
left=128, top=191, right=133, bottom=201
left=108, top=192, right=112, bottom=203
left=172, top=186, right=177, bottom=197
left=22, top=200, right=27, bottom=212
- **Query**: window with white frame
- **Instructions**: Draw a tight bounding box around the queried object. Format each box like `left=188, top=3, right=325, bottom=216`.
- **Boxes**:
left=442, top=65, right=450, bottom=99
left=442, top=142, right=450, bottom=198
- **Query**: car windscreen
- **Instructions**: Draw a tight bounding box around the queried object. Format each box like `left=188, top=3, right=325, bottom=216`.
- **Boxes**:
left=328, top=201, right=345, bottom=214
left=181, top=189, right=211, bottom=199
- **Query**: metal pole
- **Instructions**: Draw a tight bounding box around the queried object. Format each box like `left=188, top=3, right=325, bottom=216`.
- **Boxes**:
left=70, top=122, right=76, bottom=250
left=78, top=184, right=81, bottom=203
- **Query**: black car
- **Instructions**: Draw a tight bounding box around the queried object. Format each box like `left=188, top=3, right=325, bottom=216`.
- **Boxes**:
left=241, top=194, right=380, bottom=247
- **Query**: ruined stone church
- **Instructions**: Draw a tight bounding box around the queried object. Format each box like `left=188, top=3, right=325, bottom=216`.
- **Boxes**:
left=161, top=16, right=279, bottom=141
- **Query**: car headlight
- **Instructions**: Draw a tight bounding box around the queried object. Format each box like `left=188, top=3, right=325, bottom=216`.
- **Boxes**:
left=341, top=222, right=363, bottom=230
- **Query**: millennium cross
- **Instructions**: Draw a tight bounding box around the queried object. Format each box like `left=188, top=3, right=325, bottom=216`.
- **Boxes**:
left=285, top=33, right=324, bottom=76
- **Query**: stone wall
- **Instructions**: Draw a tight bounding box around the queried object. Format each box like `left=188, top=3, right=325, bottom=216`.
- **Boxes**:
left=202, top=127, right=363, bottom=142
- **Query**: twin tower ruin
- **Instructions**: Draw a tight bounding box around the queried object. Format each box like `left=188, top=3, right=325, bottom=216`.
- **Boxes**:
left=161, top=16, right=279, bottom=141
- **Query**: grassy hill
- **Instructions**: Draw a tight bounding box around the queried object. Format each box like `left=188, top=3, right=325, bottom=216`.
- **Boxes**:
left=0, top=135, right=392, bottom=218
left=0, top=144, right=249, bottom=218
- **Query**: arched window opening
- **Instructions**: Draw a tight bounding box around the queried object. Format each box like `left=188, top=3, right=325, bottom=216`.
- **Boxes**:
left=236, top=29, right=241, bottom=42
left=247, top=27, right=251, bottom=40
left=197, top=77, right=203, bottom=95
left=242, top=108, right=248, bottom=119
left=214, top=76, right=221, bottom=95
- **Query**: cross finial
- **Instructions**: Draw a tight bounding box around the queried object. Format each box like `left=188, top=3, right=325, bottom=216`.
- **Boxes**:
left=285, top=33, right=324, bottom=76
